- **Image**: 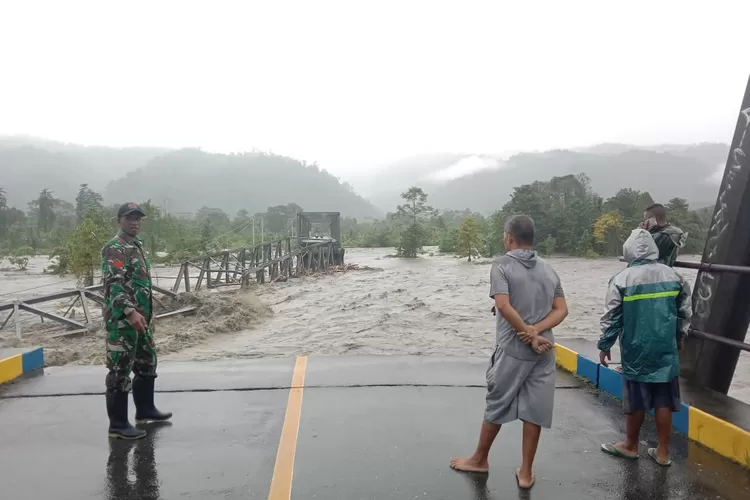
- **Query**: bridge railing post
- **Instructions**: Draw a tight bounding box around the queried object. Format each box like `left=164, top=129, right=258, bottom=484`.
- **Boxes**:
left=172, top=263, right=185, bottom=293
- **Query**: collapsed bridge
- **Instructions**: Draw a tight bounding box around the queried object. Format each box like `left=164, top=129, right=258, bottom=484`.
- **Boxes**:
left=0, top=214, right=348, bottom=339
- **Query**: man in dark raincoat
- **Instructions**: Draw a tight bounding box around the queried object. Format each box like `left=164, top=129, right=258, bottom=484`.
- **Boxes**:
left=641, top=203, right=687, bottom=267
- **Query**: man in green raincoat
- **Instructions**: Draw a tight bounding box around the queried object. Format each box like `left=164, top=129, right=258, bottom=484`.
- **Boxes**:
left=598, top=229, right=691, bottom=466
left=102, top=202, right=172, bottom=440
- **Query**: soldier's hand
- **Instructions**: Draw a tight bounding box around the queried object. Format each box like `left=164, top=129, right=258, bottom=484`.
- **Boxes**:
left=127, top=310, right=148, bottom=333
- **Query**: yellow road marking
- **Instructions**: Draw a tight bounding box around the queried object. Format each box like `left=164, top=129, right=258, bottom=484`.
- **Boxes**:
left=268, top=356, right=308, bottom=500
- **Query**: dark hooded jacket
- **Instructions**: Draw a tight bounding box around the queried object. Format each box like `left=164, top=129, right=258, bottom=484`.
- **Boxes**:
left=650, top=224, right=686, bottom=267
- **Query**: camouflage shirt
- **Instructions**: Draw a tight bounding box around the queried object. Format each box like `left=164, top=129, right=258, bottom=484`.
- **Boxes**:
left=101, top=230, right=153, bottom=329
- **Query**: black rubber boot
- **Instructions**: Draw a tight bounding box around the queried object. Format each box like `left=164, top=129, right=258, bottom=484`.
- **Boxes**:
left=133, top=376, right=173, bottom=424
left=107, top=390, right=147, bottom=440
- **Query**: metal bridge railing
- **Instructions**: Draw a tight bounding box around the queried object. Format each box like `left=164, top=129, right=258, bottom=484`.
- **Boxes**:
left=673, top=260, right=750, bottom=276
left=672, top=260, right=750, bottom=353
left=614, top=258, right=750, bottom=353
left=687, top=328, right=750, bottom=353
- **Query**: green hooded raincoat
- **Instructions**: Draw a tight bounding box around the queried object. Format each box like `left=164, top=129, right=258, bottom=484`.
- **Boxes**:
left=598, top=229, right=692, bottom=383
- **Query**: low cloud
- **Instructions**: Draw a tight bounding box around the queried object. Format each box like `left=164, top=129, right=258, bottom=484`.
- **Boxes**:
left=428, top=155, right=506, bottom=182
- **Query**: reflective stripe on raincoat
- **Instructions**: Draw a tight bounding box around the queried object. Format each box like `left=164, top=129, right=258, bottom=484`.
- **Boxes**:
left=598, top=229, right=692, bottom=383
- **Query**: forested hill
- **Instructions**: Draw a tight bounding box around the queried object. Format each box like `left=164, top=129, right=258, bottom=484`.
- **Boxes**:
left=103, top=148, right=382, bottom=219
left=0, top=137, right=381, bottom=219
left=1, top=135, right=728, bottom=218
left=428, top=146, right=726, bottom=213
left=368, top=143, right=729, bottom=213
left=0, top=136, right=169, bottom=208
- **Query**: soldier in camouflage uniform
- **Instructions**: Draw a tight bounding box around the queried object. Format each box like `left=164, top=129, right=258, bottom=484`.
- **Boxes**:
left=102, top=202, right=172, bottom=440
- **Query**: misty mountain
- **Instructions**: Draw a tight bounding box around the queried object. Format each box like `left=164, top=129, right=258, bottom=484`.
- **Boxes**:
left=0, top=135, right=729, bottom=220
left=0, top=137, right=381, bottom=219
left=103, top=148, right=382, bottom=219
left=0, top=135, right=169, bottom=208
left=361, top=152, right=473, bottom=211
left=369, top=143, right=729, bottom=213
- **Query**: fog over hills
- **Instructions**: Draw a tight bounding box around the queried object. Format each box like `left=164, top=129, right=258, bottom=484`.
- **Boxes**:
left=0, top=136, right=728, bottom=217
left=0, top=136, right=169, bottom=209
left=363, top=143, right=728, bottom=212
left=0, top=136, right=381, bottom=219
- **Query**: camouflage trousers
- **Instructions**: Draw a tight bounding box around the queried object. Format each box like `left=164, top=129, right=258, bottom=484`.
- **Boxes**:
left=105, top=326, right=158, bottom=393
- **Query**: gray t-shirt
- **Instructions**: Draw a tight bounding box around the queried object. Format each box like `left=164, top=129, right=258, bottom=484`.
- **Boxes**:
left=489, top=249, right=565, bottom=360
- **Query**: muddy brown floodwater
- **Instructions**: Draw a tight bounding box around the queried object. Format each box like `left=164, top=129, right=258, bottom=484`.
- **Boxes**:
left=163, top=247, right=750, bottom=403
left=1, top=249, right=748, bottom=403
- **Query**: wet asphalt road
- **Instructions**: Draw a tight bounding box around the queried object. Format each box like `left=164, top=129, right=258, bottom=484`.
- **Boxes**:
left=1, top=356, right=749, bottom=499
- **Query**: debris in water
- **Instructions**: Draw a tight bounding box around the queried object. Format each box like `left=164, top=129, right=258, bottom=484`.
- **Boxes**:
left=0, top=289, right=272, bottom=367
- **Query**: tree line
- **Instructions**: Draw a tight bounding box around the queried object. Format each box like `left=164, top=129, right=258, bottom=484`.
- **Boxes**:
left=0, top=172, right=712, bottom=284
left=0, top=184, right=309, bottom=284
left=340, top=173, right=711, bottom=260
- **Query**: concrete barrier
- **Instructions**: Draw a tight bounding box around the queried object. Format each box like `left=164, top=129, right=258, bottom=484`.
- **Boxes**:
left=555, top=341, right=750, bottom=468
left=0, top=347, right=44, bottom=385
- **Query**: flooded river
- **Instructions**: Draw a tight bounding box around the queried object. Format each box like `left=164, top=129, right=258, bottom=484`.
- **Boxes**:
left=1, top=249, right=748, bottom=402
left=164, top=248, right=750, bottom=403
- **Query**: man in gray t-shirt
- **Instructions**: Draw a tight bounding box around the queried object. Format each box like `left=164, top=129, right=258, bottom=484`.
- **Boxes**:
left=450, top=215, right=568, bottom=490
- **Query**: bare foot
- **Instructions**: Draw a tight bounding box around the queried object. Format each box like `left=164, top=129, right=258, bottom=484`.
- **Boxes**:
left=515, top=467, right=536, bottom=489
left=531, top=336, right=554, bottom=354
left=450, top=456, right=489, bottom=473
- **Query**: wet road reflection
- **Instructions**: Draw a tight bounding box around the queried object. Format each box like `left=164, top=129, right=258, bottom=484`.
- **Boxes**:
left=105, top=422, right=171, bottom=500
left=459, top=473, right=492, bottom=499
left=458, top=471, right=539, bottom=500
left=620, top=460, right=647, bottom=500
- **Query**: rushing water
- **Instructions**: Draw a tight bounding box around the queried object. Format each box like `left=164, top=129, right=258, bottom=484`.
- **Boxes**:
left=1, top=251, right=748, bottom=402
left=162, top=247, right=750, bottom=403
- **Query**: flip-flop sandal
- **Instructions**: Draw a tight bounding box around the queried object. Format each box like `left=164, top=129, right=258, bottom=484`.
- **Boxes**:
left=647, top=448, right=672, bottom=467
left=601, top=443, right=639, bottom=460
left=515, top=468, right=535, bottom=490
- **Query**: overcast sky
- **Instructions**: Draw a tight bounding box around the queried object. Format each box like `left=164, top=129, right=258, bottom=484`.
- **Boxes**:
left=1, top=0, right=749, bottom=187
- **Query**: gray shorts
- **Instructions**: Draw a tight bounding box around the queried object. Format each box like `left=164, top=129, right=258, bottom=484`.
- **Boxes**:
left=484, top=346, right=556, bottom=429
